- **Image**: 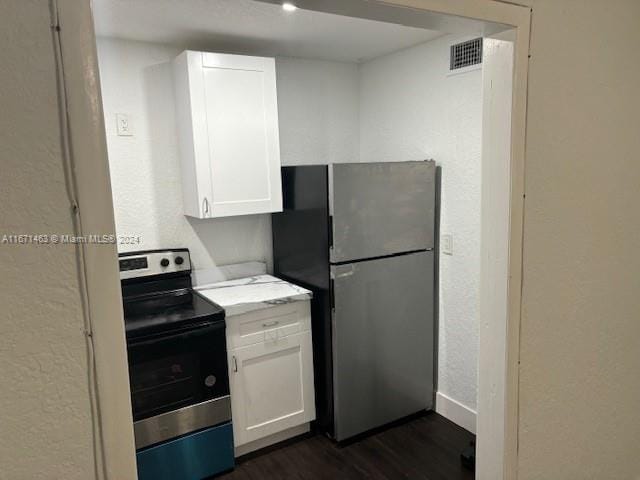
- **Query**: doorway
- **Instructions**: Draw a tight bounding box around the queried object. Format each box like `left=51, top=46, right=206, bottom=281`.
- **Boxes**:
left=55, top=0, right=529, bottom=478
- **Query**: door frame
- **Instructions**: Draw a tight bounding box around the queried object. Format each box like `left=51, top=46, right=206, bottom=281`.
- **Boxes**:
left=478, top=32, right=518, bottom=480
left=53, top=1, right=137, bottom=479
left=59, top=1, right=530, bottom=479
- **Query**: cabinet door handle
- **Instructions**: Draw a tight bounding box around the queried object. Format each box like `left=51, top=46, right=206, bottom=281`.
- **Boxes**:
left=202, top=197, right=210, bottom=217
left=232, top=356, right=238, bottom=373
left=262, top=320, right=280, bottom=328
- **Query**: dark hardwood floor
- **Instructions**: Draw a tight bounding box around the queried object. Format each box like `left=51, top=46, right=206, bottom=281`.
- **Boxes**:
left=219, top=413, right=475, bottom=480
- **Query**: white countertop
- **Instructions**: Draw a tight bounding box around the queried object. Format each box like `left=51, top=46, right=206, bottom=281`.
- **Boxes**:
left=196, top=274, right=312, bottom=317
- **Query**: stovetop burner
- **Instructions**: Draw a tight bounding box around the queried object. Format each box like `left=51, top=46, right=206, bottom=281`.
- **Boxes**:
left=119, top=249, right=224, bottom=341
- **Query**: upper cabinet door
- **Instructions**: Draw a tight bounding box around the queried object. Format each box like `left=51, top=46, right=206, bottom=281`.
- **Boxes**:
left=173, top=51, right=283, bottom=218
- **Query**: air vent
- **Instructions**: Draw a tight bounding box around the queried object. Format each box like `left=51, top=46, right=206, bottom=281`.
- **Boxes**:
left=450, top=38, right=483, bottom=70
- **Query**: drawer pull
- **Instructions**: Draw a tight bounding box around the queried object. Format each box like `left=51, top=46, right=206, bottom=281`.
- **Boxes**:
left=262, top=320, right=280, bottom=328
left=232, top=356, right=238, bottom=373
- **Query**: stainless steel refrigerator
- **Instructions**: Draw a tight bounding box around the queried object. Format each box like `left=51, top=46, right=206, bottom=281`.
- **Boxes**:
left=272, top=161, right=436, bottom=441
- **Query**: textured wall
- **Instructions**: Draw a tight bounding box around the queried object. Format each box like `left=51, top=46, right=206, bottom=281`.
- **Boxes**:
left=97, top=38, right=360, bottom=271
left=359, top=34, right=482, bottom=414
left=0, top=1, right=96, bottom=479
left=277, top=57, right=360, bottom=165
left=97, top=38, right=273, bottom=270
left=518, top=0, right=640, bottom=478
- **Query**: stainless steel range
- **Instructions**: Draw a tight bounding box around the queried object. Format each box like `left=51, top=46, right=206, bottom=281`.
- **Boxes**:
left=119, top=249, right=234, bottom=479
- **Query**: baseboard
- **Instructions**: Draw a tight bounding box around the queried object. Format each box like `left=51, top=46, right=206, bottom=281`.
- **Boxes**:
left=435, top=392, right=477, bottom=434
left=234, top=423, right=310, bottom=458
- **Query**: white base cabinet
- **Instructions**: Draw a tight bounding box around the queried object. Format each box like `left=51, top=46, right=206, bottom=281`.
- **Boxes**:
left=226, top=302, right=315, bottom=450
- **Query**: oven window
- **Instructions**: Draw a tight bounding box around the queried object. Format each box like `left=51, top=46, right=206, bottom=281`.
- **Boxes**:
left=127, top=322, right=229, bottom=422
left=130, top=353, right=199, bottom=420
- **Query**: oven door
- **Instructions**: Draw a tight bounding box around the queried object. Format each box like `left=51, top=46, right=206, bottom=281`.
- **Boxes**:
left=127, top=321, right=231, bottom=449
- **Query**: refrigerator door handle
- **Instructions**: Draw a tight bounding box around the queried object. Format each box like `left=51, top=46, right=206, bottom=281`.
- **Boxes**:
left=333, top=265, right=355, bottom=279
left=330, top=279, right=335, bottom=311
left=328, top=215, right=334, bottom=248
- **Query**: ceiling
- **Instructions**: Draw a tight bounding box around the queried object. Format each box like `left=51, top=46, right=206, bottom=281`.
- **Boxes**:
left=91, top=0, right=443, bottom=63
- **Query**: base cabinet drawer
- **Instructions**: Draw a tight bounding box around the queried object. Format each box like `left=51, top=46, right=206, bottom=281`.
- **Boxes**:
left=226, top=301, right=311, bottom=349
left=229, top=330, right=315, bottom=447
left=136, top=422, right=234, bottom=480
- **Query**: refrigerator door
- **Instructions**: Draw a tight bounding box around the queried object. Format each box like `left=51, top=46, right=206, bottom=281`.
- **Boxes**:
left=331, top=251, right=434, bottom=441
left=330, top=161, right=435, bottom=263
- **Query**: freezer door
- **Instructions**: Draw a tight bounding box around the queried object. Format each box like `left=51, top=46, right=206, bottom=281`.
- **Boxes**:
left=331, top=251, right=434, bottom=441
left=330, top=161, right=435, bottom=263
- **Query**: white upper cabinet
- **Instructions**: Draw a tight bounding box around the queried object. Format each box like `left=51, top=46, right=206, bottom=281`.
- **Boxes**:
left=173, top=51, right=283, bottom=218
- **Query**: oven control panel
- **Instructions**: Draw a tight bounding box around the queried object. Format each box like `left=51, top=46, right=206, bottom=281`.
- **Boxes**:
left=119, top=257, right=148, bottom=272
left=119, top=250, right=191, bottom=280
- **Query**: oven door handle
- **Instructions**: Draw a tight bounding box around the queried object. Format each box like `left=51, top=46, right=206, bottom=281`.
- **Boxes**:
left=127, top=321, right=225, bottom=347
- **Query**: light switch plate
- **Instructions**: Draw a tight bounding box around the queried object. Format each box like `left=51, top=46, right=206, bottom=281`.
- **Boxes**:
left=116, top=113, right=133, bottom=136
left=442, top=234, right=453, bottom=255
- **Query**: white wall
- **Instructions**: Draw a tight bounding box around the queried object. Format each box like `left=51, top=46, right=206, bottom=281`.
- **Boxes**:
left=97, top=38, right=360, bottom=271
left=277, top=57, right=360, bottom=165
left=0, top=1, right=96, bottom=478
left=359, top=34, right=482, bottom=425
left=518, top=0, right=640, bottom=478
left=97, top=38, right=272, bottom=270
